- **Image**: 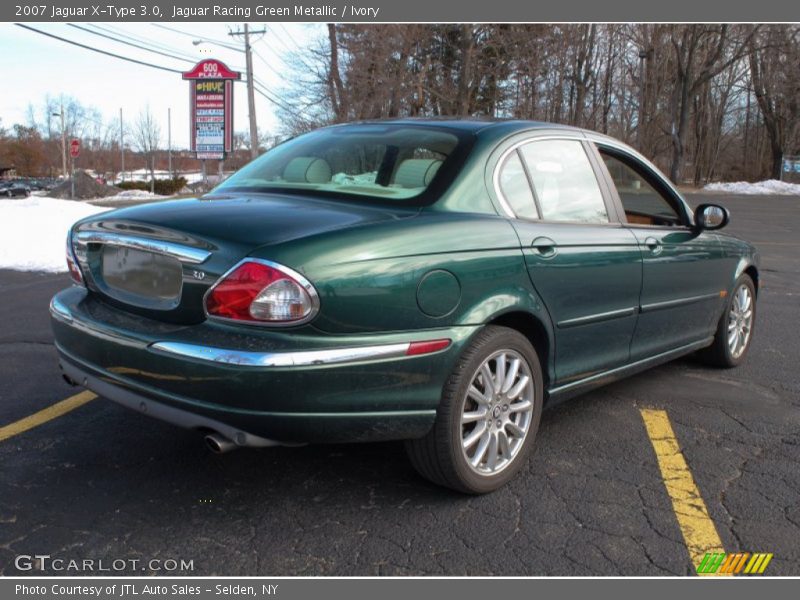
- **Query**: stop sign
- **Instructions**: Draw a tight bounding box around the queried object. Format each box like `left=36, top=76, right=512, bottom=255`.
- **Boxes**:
left=69, top=138, right=80, bottom=158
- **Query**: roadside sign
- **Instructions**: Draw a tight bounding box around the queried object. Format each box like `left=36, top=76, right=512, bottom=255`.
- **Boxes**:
left=182, top=60, right=241, bottom=161
left=781, top=155, right=800, bottom=183
left=69, top=139, right=80, bottom=158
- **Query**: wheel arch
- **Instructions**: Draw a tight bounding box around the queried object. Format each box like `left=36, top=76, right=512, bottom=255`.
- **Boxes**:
left=485, top=310, right=554, bottom=393
left=743, top=264, right=759, bottom=296
left=734, top=259, right=760, bottom=297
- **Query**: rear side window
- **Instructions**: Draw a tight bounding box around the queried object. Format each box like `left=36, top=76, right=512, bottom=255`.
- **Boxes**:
left=519, top=140, right=609, bottom=224
left=498, top=152, right=539, bottom=220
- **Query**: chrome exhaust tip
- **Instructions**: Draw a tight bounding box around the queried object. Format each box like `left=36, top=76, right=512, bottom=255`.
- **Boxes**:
left=204, top=433, right=237, bottom=454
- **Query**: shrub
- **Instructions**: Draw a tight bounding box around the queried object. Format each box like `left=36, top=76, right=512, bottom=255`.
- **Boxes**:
left=117, top=180, right=148, bottom=191
left=117, top=177, right=188, bottom=195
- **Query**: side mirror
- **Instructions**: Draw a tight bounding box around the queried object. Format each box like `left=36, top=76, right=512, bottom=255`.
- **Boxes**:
left=694, top=203, right=729, bottom=231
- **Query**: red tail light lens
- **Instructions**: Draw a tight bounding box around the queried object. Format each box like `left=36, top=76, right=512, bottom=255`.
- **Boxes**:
left=406, top=339, right=451, bottom=356
left=205, top=259, right=319, bottom=325
left=66, top=233, right=84, bottom=286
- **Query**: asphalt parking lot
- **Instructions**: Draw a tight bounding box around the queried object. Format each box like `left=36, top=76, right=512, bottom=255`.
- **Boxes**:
left=0, top=193, right=798, bottom=576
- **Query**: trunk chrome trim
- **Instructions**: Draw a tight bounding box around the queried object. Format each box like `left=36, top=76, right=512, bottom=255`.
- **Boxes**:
left=50, top=292, right=451, bottom=369
left=74, top=231, right=211, bottom=264
left=148, top=340, right=413, bottom=367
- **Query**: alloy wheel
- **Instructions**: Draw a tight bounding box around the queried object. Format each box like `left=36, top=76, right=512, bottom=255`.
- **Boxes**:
left=728, top=283, right=753, bottom=359
left=460, top=349, right=535, bottom=475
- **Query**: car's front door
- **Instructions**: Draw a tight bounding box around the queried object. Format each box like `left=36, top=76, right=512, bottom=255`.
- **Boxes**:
left=593, top=144, right=729, bottom=360
left=496, top=137, right=642, bottom=386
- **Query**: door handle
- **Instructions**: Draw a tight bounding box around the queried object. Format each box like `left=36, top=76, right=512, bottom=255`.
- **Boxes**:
left=643, top=236, right=663, bottom=255
left=531, top=236, right=557, bottom=258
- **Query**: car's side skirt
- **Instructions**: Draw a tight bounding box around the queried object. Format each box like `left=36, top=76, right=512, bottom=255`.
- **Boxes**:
left=545, top=336, right=714, bottom=406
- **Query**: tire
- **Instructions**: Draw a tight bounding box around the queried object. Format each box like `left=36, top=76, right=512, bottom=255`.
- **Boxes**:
left=697, top=275, right=756, bottom=368
left=405, top=325, right=544, bottom=494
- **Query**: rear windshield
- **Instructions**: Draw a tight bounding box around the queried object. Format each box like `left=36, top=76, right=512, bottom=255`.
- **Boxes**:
left=215, top=124, right=471, bottom=205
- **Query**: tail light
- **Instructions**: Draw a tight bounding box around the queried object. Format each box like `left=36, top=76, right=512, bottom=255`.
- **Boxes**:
left=66, top=231, right=84, bottom=286
left=205, top=259, right=319, bottom=326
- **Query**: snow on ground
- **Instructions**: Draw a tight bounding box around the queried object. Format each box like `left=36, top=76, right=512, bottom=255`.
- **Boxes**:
left=703, top=179, right=800, bottom=195
left=0, top=197, right=110, bottom=273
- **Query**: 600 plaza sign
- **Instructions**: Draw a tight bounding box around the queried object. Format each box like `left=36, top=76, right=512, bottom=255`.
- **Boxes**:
left=182, top=59, right=241, bottom=161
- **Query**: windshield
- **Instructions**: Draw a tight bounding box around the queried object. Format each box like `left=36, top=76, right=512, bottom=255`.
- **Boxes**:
left=216, top=124, right=471, bottom=204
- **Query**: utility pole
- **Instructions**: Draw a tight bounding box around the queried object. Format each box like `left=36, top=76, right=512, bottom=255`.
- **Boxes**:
left=119, top=107, right=125, bottom=182
left=229, top=24, right=266, bottom=159
left=168, top=107, right=173, bottom=178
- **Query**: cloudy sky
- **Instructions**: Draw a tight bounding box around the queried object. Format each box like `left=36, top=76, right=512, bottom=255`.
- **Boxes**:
left=1, top=22, right=322, bottom=148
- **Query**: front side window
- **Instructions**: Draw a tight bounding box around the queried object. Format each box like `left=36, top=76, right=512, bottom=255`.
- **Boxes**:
left=519, top=140, right=609, bottom=224
left=216, top=124, right=468, bottom=204
left=600, top=150, right=683, bottom=226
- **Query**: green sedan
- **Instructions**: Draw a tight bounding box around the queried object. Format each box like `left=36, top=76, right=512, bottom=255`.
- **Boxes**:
left=51, top=119, right=759, bottom=493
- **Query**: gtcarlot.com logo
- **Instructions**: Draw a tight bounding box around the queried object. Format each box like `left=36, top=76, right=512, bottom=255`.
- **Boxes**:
left=14, top=554, right=194, bottom=573
left=698, top=552, right=773, bottom=575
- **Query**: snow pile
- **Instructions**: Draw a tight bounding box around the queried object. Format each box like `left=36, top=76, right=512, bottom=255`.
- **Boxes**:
left=48, top=171, right=122, bottom=200
left=704, top=179, right=800, bottom=195
left=0, top=197, right=110, bottom=273
left=98, top=190, right=169, bottom=202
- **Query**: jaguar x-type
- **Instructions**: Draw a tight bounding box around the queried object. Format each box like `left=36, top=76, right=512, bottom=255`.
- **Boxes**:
left=51, top=120, right=758, bottom=493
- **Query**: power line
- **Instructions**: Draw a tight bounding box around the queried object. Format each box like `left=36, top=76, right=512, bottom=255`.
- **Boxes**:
left=148, top=23, right=247, bottom=71
left=151, top=23, right=241, bottom=50
left=67, top=24, right=195, bottom=65
left=251, top=79, right=310, bottom=122
left=17, top=23, right=302, bottom=132
left=15, top=24, right=183, bottom=74
left=252, top=47, right=286, bottom=79
left=88, top=23, right=200, bottom=62
left=263, top=26, right=320, bottom=74
left=255, top=38, right=294, bottom=71
left=274, top=24, right=306, bottom=54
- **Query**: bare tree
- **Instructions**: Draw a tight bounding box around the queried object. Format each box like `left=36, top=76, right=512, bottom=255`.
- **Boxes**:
left=131, top=106, right=161, bottom=194
left=748, top=25, right=800, bottom=179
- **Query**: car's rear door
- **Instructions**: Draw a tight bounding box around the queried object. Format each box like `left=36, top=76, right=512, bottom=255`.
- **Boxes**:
left=494, top=134, right=642, bottom=386
left=590, top=142, right=729, bottom=360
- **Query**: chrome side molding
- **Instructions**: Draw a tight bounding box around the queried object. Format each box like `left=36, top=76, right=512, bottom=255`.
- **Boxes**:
left=149, top=340, right=413, bottom=368
left=74, top=231, right=211, bottom=264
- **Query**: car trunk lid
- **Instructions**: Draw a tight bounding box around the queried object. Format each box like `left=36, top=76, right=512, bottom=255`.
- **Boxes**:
left=73, top=193, right=414, bottom=324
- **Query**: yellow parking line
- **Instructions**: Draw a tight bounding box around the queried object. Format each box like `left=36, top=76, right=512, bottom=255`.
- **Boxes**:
left=640, top=408, right=726, bottom=575
left=0, top=391, right=97, bottom=442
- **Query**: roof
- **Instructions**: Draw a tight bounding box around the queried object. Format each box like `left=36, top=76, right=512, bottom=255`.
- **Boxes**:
left=327, top=117, right=583, bottom=135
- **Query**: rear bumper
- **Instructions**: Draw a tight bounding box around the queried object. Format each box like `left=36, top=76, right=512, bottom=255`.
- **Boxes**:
left=51, top=287, right=477, bottom=444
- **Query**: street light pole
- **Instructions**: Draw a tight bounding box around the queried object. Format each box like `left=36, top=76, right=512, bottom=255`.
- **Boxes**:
left=52, top=103, right=67, bottom=180
left=120, top=107, right=125, bottom=182
left=638, top=48, right=649, bottom=151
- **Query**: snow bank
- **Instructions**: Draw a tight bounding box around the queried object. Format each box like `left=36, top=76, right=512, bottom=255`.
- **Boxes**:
left=0, top=197, right=110, bottom=273
left=703, top=179, right=800, bottom=195
left=98, top=190, right=168, bottom=202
